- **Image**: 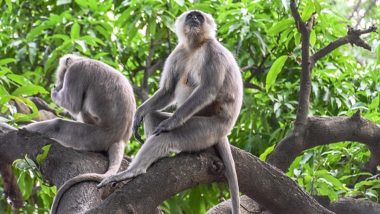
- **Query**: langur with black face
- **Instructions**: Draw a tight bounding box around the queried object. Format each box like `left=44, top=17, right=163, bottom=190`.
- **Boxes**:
left=98, top=10, right=243, bottom=214
left=24, top=55, right=136, bottom=214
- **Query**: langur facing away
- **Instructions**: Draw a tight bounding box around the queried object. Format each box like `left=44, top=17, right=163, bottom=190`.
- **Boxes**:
left=24, top=54, right=136, bottom=214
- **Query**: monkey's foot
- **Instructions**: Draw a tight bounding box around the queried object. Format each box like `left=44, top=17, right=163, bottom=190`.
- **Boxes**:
left=97, top=171, right=135, bottom=189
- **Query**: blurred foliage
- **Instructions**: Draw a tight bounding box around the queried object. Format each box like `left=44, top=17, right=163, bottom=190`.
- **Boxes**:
left=0, top=0, right=379, bottom=213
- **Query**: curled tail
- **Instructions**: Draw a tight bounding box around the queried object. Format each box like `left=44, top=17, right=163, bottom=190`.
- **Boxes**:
left=50, top=142, right=125, bottom=214
left=216, top=137, right=240, bottom=214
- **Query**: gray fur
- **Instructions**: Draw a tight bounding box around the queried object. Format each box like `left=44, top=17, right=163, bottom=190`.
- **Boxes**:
left=24, top=55, right=136, bottom=214
left=98, top=10, right=242, bottom=214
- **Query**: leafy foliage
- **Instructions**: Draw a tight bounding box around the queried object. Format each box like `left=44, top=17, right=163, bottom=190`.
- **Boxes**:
left=0, top=0, right=379, bottom=213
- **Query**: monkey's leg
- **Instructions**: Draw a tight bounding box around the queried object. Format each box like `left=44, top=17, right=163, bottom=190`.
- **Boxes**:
left=216, top=137, right=240, bottom=214
left=98, top=116, right=228, bottom=187
left=24, top=118, right=114, bottom=152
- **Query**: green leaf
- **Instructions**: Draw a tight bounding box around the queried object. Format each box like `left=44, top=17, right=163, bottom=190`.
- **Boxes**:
left=5, top=0, right=12, bottom=11
left=301, top=0, right=315, bottom=21
left=369, top=95, right=380, bottom=111
left=316, top=170, right=345, bottom=189
left=376, top=44, right=380, bottom=64
left=259, top=144, right=275, bottom=161
left=265, top=55, right=288, bottom=91
left=36, top=144, right=52, bottom=164
left=267, top=19, right=294, bottom=35
left=75, top=0, right=88, bottom=8
left=11, top=85, right=48, bottom=96
left=310, top=30, right=316, bottom=46
left=70, top=22, right=80, bottom=39
left=0, top=58, right=16, bottom=66
left=26, top=23, right=46, bottom=42
left=7, top=74, right=32, bottom=86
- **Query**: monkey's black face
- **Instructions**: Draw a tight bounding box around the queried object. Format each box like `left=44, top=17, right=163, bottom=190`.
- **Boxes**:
left=185, top=11, right=204, bottom=28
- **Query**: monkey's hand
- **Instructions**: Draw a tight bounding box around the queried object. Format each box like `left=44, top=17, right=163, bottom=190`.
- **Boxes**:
left=133, top=109, right=145, bottom=144
left=152, top=117, right=179, bottom=136
left=51, top=87, right=62, bottom=105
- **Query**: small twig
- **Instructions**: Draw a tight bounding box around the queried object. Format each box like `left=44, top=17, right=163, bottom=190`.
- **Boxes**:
left=243, top=82, right=262, bottom=90
left=306, top=13, right=317, bottom=32
left=348, top=0, right=362, bottom=20
left=290, top=0, right=308, bottom=34
left=133, top=85, right=149, bottom=101
left=143, top=39, right=156, bottom=91
left=355, top=0, right=377, bottom=28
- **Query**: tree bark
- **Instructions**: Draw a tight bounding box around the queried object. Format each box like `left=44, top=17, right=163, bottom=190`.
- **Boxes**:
left=268, top=114, right=380, bottom=173
left=0, top=130, right=331, bottom=214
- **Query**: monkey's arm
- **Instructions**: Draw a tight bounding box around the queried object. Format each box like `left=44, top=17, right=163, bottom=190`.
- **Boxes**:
left=51, top=63, right=85, bottom=114
left=138, top=88, right=174, bottom=115
left=153, top=59, right=226, bottom=134
left=133, top=77, right=177, bottom=143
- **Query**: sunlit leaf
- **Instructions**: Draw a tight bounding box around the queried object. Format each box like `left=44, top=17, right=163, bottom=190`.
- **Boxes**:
left=0, top=58, right=16, bottom=66
left=301, top=0, right=315, bottom=21
left=70, top=22, right=81, bottom=39
left=267, top=19, right=294, bottom=35
left=11, top=85, right=48, bottom=96
left=259, top=144, right=275, bottom=161
left=310, top=30, right=316, bottom=46
left=265, top=55, right=288, bottom=91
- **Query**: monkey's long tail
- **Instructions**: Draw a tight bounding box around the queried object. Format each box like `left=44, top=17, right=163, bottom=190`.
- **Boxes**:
left=216, top=137, right=240, bottom=214
left=50, top=142, right=125, bottom=214
left=50, top=173, right=106, bottom=214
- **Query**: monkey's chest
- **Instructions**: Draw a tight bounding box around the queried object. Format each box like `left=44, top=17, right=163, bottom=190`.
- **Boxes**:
left=174, top=72, right=199, bottom=106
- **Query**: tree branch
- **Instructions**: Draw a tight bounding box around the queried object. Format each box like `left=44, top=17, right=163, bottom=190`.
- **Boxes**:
left=0, top=130, right=332, bottom=214
left=290, top=0, right=313, bottom=151
left=268, top=114, right=380, bottom=172
left=271, top=1, right=378, bottom=173
left=209, top=195, right=380, bottom=214
left=311, top=25, right=377, bottom=64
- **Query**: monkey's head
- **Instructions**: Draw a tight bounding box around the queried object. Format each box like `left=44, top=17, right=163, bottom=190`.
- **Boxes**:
left=175, top=10, right=216, bottom=47
left=54, top=54, right=84, bottom=91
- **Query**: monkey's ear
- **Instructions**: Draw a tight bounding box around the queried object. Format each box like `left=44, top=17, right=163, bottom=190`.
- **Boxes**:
left=65, top=57, right=72, bottom=66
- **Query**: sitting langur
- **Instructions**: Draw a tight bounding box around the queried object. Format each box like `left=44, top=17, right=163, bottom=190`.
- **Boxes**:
left=98, top=10, right=242, bottom=214
left=24, top=54, right=136, bottom=214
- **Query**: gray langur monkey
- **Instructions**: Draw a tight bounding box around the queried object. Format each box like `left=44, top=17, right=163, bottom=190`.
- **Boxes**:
left=98, top=10, right=242, bottom=214
left=24, top=54, right=136, bottom=214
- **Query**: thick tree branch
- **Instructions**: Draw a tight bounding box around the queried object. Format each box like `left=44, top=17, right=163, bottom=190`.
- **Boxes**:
left=0, top=130, right=332, bottom=214
left=268, top=114, right=380, bottom=172
left=290, top=0, right=313, bottom=153
left=87, top=144, right=331, bottom=214
left=207, top=195, right=270, bottom=214
left=209, top=196, right=380, bottom=214
left=0, top=164, right=23, bottom=209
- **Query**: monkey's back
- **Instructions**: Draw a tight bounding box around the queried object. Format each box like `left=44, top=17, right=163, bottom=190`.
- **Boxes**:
left=67, top=60, right=136, bottom=141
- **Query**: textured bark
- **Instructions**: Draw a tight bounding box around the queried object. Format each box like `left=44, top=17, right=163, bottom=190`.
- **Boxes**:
left=0, top=130, right=332, bottom=214
left=207, top=195, right=272, bottom=214
left=86, top=144, right=331, bottom=213
left=209, top=196, right=380, bottom=214
left=268, top=114, right=380, bottom=172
